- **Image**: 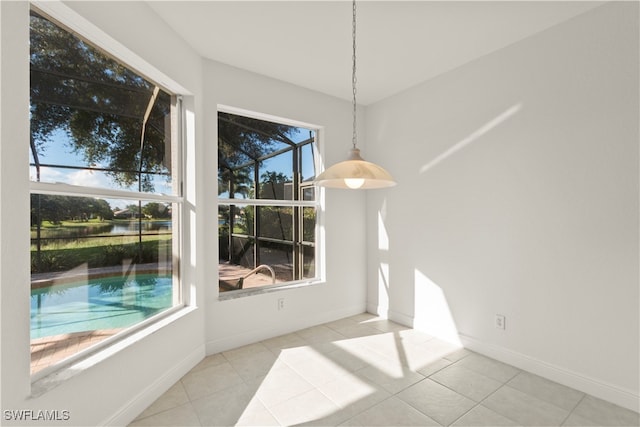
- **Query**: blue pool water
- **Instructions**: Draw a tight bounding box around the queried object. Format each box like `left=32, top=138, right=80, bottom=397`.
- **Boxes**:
left=31, top=274, right=172, bottom=339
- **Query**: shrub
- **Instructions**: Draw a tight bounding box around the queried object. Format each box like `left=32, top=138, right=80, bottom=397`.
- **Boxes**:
left=31, top=251, right=74, bottom=273
left=103, top=244, right=128, bottom=266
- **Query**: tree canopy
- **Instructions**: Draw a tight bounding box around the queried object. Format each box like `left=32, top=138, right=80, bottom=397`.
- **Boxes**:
left=218, top=112, right=298, bottom=197
left=31, top=195, right=114, bottom=225
left=29, top=11, right=172, bottom=192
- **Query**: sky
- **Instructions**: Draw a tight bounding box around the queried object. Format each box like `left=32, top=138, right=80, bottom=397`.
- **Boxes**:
left=217, top=127, right=317, bottom=199
left=30, top=128, right=172, bottom=193
left=31, top=127, right=317, bottom=205
left=30, top=128, right=172, bottom=210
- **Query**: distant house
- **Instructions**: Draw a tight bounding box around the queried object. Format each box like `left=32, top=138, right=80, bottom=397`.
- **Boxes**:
left=113, top=208, right=134, bottom=219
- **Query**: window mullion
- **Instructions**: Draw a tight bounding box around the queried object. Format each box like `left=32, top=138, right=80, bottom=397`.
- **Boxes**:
left=30, top=181, right=182, bottom=204
left=217, top=110, right=318, bottom=294
left=217, top=198, right=317, bottom=208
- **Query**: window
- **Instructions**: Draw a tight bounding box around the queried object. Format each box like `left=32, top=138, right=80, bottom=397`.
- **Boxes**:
left=29, top=10, right=182, bottom=376
left=218, top=111, right=318, bottom=293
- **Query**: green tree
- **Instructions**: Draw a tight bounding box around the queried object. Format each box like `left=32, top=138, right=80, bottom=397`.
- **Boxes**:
left=93, top=199, right=114, bottom=221
left=31, top=194, right=66, bottom=225
left=142, top=202, right=171, bottom=219
left=29, top=11, right=172, bottom=192
left=259, top=171, right=290, bottom=199
left=218, top=112, right=297, bottom=198
left=30, top=195, right=114, bottom=225
left=125, top=204, right=142, bottom=218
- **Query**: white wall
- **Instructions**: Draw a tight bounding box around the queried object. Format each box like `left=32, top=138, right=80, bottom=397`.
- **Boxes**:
left=203, top=61, right=368, bottom=354
left=366, top=2, right=639, bottom=411
left=1, top=2, right=206, bottom=425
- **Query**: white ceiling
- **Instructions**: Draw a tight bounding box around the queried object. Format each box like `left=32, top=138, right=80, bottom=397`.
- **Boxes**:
left=148, top=1, right=603, bottom=105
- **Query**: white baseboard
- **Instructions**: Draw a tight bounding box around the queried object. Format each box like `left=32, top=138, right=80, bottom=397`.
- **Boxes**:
left=102, top=344, right=205, bottom=426
left=366, top=305, right=638, bottom=413
left=387, top=309, right=414, bottom=327
left=366, top=304, right=413, bottom=329
left=205, top=304, right=366, bottom=355
left=459, top=333, right=639, bottom=413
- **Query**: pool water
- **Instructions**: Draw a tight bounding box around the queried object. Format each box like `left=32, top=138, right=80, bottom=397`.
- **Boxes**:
left=31, top=274, right=173, bottom=339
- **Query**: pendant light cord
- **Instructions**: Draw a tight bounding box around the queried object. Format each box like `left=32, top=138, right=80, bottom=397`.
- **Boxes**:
left=352, top=0, right=358, bottom=150
left=314, top=0, right=396, bottom=188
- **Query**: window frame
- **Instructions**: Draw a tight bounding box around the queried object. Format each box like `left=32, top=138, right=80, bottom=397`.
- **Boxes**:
left=217, top=105, right=322, bottom=298
left=28, top=3, right=188, bottom=382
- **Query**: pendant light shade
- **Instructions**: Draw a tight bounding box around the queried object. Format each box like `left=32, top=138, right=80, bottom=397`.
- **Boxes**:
left=315, top=148, right=396, bottom=189
left=315, top=0, right=396, bottom=190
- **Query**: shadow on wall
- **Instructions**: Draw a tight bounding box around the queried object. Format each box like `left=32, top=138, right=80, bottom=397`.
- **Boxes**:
left=372, top=103, right=524, bottom=345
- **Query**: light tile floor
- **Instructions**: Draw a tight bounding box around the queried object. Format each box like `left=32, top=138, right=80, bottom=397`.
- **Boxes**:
left=129, top=314, right=640, bottom=426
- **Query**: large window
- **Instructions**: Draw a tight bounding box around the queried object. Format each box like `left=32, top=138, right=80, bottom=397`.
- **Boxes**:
left=218, top=111, right=318, bottom=293
left=29, top=10, right=181, bottom=376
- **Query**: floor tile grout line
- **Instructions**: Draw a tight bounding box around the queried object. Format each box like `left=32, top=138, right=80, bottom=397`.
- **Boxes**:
left=558, top=393, right=587, bottom=427
left=191, top=333, right=471, bottom=425
left=390, top=354, right=495, bottom=427
left=428, top=354, right=524, bottom=427
left=131, top=315, right=639, bottom=426
left=469, top=379, right=584, bottom=427
left=132, top=400, right=198, bottom=424
left=447, top=381, right=521, bottom=427
left=387, top=377, right=448, bottom=426
left=235, top=353, right=281, bottom=427
left=504, top=371, right=590, bottom=422
left=188, top=398, right=205, bottom=427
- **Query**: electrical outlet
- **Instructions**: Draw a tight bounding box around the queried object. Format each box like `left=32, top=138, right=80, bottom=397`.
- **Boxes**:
left=277, top=298, right=285, bottom=311
left=495, top=314, right=506, bottom=330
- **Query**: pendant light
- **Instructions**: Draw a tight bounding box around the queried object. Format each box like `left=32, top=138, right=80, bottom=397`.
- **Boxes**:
left=315, top=0, right=396, bottom=190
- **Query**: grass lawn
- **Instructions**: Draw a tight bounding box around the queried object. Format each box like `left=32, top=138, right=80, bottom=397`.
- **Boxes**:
left=31, top=220, right=173, bottom=274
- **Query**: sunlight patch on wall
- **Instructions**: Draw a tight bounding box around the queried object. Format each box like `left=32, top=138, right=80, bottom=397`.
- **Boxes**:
left=378, top=202, right=389, bottom=251
left=413, top=269, right=461, bottom=346
left=419, top=103, right=522, bottom=174
left=377, top=263, right=390, bottom=316
left=374, top=200, right=391, bottom=315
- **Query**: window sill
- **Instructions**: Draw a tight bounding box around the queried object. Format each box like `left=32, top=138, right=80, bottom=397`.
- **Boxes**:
left=30, top=305, right=197, bottom=397
left=218, top=280, right=323, bottom=301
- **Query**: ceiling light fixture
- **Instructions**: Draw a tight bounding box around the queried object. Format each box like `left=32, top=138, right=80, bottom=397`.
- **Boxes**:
left=315, top=0, right=396, bottom=190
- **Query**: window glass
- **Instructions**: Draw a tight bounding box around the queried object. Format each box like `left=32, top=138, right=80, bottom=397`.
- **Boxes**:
left=232, top=166, right=255, bottom=199
left=302, top=186, right=315, bottom=201
left=300, top=143, right=316, bottom=182
left=258, top=206, right=293, bottom=241
left=259, top=242, right=294, bottom=282
left=30, top=12, right=174, bottom=194
left=259, top=152, right=293, bottom=200
left=302, top=207, right=316, bottom=243
left=218, top=111, right=317, bottom=292
left=302, top=245, right=315, bottom=279
left=233, top=205, right=254, bottom=236
left=29, top=11, right=180, bottom=376
left=230, top=236, right=255, bottom=269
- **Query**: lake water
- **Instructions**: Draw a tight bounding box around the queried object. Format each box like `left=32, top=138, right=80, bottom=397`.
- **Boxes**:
left=32, top=220, right=172, bottom=242
left=109, top=220, right=172, bottom=234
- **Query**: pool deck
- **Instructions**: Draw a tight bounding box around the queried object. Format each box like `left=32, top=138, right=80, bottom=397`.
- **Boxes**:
left=30, top=264, right=173, bottom=374
left=31, top=329, right=122, bottom=375
left=218, top=263, right=284, bottom=291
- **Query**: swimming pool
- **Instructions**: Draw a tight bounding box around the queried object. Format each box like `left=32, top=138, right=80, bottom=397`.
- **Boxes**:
left=30, top=274, right=172, bottom=339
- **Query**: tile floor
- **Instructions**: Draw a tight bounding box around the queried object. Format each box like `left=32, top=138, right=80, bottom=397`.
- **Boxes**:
left=129, top=314, right=639, bottom=426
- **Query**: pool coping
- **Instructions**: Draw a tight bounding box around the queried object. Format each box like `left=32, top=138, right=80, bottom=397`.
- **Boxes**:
left=30, top=262, right=172, bottom=289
